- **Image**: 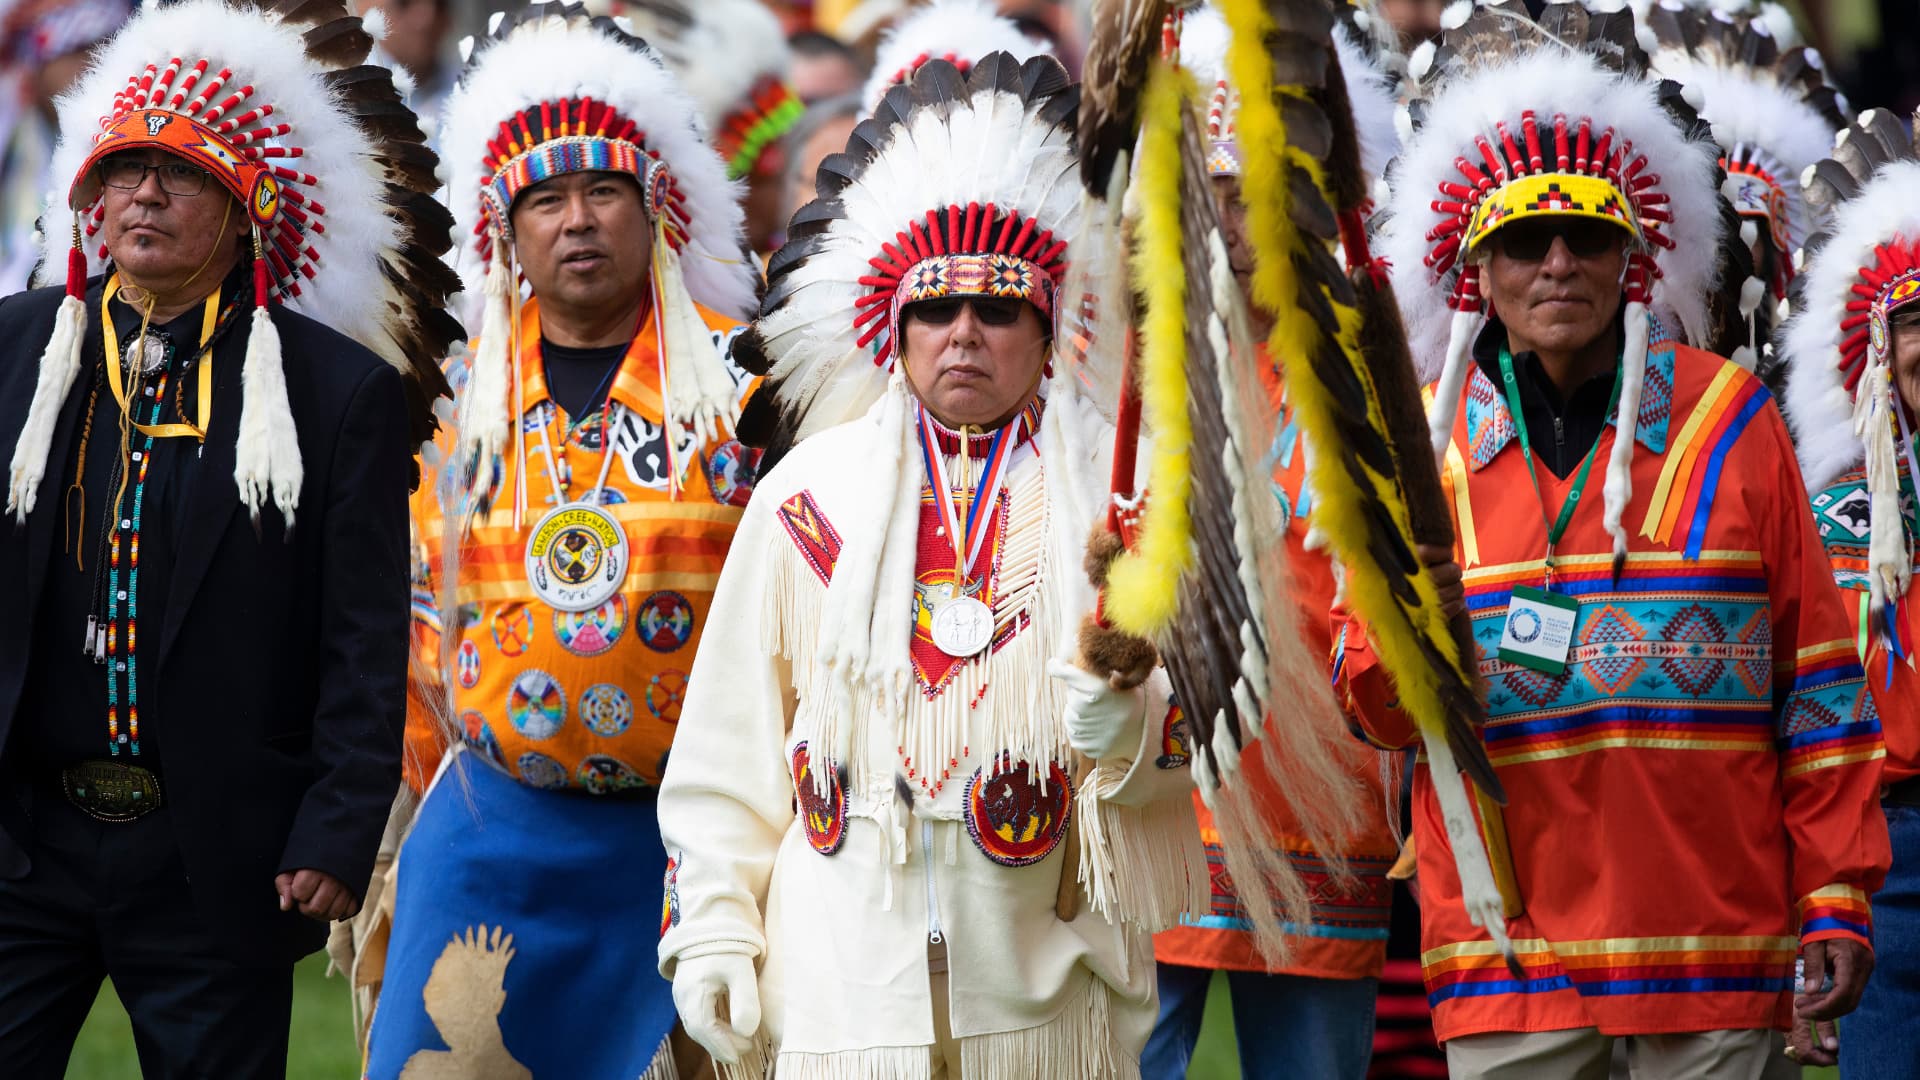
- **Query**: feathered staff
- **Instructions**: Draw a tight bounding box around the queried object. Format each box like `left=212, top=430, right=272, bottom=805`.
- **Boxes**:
left=1207, top=0, right=1520, bottom=968
left=1069, top=0, right=1372, bottom=958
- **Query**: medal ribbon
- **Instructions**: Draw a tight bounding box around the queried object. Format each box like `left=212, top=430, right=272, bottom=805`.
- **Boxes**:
left=101, top=274, right=218, bottom=442
left=917, top=403, right=1017, bottom=588
left=1498, top=346, right=1621, bottom=586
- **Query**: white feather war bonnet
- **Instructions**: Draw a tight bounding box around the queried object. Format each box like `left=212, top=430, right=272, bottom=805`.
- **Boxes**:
left=440, top=1, right=758, bottom=492
left=13, top=0, right=462, bottom=527
left=1781, top=110, right=1920, bottom=659
left=1380, top=0, right=1722, bottom=568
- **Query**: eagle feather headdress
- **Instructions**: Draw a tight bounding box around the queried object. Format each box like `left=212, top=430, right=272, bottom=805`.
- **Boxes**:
left=1781, top=111, right=1920, bottom=662
left=14, top=0, right=462, bottom=526
left=610, top=0, right=803, bottom=181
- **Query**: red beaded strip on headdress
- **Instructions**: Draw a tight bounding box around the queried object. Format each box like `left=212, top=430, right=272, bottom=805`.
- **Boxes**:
left=854, top=202, right=1069, bottom=367
left=1425, top=110, right=1674, bottom=315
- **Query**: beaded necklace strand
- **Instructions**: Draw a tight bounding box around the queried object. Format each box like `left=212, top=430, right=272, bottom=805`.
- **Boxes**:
left=85, top=278, right=230, bottom=757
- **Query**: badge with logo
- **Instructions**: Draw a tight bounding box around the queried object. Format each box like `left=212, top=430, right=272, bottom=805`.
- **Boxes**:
left=524, top=503, right=628, bottom=612
left=1497, top=585, right=1580, bottom=675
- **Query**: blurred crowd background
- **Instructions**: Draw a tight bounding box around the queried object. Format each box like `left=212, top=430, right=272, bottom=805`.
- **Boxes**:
left=0, top=0, right=1914, bottom=1076
left=3, top=0, right=1916, bottom=295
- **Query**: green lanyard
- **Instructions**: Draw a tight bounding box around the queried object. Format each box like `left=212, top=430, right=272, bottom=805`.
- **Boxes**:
left=1497, top=346, right=1622, bottom=587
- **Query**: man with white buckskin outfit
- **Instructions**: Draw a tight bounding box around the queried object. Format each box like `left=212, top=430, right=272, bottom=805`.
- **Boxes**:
left=658, top=51, right=1207, bottom=1079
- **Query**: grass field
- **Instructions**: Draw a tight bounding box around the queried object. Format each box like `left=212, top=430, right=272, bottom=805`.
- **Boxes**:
left=67, top=961, right=1839, bottom=1079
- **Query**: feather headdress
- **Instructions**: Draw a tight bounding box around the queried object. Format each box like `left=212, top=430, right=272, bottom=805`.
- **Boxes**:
left=612, top=0, right=802, bottom=181
left=439, top=2, right=756, bottom=490
left=14, top=0, right=461, bottom=527
left=1640, top=0, right=1845, bottom=370
left=738, top=52, right=1084, bottom=468
left=1380, top=0, right=1723, bottom=568
left=860, top=0, right=1054, bottom=114
left=1780, top=111, right=1920, bottom=655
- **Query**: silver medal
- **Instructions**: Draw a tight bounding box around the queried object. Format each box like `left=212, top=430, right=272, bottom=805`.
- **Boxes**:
left=930, top=595, right=995, bottom=658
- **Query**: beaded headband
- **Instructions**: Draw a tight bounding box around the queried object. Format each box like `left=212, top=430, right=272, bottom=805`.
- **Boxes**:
left=856, top=205, right=1070, bottom=367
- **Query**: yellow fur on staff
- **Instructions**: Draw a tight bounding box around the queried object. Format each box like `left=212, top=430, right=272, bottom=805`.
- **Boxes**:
left=1103, top=61, right=1197, bottom=636
left=1217, top=0, right=1471, bottom=741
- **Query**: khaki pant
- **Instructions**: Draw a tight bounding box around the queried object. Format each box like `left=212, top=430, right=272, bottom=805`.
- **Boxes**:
left=1446, top=1027, right=1777, bottom=1080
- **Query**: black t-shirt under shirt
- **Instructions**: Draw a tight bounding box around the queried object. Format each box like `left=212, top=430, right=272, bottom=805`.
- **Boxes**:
left=541, top=339, right=628, bottom=424
left=1471, top=316, right=1626, bottom=479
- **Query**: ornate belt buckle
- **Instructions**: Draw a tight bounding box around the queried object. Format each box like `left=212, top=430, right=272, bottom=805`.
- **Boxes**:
left=62, top=760, right=163, bottom=822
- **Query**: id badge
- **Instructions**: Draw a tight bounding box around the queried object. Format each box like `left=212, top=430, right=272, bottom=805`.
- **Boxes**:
left=1497, top=585, right=1580, bottom=675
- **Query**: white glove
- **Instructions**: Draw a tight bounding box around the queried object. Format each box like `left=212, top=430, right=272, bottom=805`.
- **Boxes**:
left=1048, top=658, right=1146, bottom=760
left=671, top=950, right=761, bottom=1065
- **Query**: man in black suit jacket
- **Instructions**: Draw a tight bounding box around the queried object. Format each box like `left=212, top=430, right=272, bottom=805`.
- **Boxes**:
left=0, top=5, right=458, bottom=1074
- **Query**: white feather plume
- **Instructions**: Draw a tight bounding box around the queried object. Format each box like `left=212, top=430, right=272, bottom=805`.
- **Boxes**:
left=861, top=0, right=1052, bottom=114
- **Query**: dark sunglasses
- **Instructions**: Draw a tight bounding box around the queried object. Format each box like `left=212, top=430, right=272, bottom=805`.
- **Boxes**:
left=1492, top=219, right=1626, bottom=262
left=906, top=297, right=1026, bottom=327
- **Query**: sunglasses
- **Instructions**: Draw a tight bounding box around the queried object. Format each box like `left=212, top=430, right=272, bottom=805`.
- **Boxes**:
left=1492, top=219, right=1626, bottom=262
left=905, top=297, right=1027, bottom=327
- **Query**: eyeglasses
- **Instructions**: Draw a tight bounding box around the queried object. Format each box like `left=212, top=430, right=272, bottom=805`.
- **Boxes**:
left=1492, top=219, right=1626, bottom=262
left=905, top=297, right=1027, bottom=327
left=98, top=157, right=213, bottom=197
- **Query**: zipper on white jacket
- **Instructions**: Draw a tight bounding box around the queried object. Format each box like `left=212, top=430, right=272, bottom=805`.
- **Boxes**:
left=922, top=819, right=944, bottom=944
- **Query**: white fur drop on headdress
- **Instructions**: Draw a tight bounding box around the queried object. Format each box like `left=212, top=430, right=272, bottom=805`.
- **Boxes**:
left=654, top=233, right=741, bottom=449
left=460, top=234, right=515, bottom=478
left=439, top=10, right=758, bottom=326
left=1380, top=49, right=1724, bottom=385
left=235, top=305, right=302, bottom=527
left=861, top=0, right=1053, bottom=113
left=1781, top=160, right=1920, bottom=493
left=6, top=292, right=86, bottom=522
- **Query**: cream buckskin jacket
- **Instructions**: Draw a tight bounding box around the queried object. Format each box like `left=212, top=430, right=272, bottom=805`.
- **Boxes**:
left=657, top=387, right=1205, bottom=1079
